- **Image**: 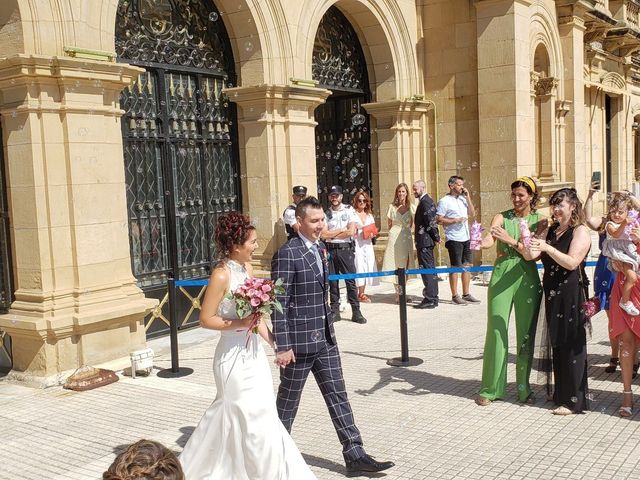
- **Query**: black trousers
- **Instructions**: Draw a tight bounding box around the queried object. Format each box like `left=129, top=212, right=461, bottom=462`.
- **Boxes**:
left=328, top=246, right=360, bottom=311
left=417, top=245, right=438, bottom=303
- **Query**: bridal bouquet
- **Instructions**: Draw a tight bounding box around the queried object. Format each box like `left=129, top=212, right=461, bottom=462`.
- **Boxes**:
left=228, top=277, right=285, bottom=335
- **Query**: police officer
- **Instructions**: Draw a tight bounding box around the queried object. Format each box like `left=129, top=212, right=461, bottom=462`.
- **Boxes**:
left=283, top=185, right=307, bottom=240
left=321, top=185, right=367, bottom=324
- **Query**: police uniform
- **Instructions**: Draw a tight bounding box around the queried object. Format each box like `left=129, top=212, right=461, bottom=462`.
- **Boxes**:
left=283, top=185, right=307, bottom=240
left=324, top=187, right=364, bottom=322
left=283, top=204, right=297, bottom=239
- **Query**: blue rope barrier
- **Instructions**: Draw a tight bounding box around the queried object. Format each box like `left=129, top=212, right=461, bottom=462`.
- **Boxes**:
left=175, top=279, right=209, bottom=287
left=172, top=260, right=599, bottom=286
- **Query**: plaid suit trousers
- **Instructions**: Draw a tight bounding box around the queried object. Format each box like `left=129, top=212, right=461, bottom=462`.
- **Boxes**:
left=277, top=341, right=365, bottom=462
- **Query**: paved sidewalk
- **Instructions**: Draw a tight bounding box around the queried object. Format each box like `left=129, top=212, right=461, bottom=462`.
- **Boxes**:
left=2, top=275, right=640, bottom=480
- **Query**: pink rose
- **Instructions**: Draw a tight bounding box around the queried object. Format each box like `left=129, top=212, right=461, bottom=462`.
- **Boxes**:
left=250, top=297, right=261, bottom=307
left=260, top=293, right=270, bottom=302
left=261, top=284, right=272, bottom=293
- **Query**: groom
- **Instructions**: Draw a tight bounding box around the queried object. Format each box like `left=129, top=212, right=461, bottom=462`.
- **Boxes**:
left=271, top=196, right=394, bottom=475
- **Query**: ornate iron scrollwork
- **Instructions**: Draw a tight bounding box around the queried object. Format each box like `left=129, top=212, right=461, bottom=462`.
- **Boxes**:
left=116, top=0, right=233, bottom=75
left=117, top=0, right=241, bottom=322
left=312, top=7, right=369, bottom=92
left=313, top=7, right=371, bottom=206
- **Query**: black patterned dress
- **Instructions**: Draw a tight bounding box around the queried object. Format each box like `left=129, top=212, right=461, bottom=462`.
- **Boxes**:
left=540, top=225, right=589, bottom=413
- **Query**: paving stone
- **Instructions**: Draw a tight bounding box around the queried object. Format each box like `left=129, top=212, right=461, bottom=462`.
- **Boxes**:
left=1, top=275, right=639, bottom=479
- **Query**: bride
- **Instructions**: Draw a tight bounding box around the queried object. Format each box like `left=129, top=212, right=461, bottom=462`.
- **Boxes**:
left=180, top=212, right=316, bottom=480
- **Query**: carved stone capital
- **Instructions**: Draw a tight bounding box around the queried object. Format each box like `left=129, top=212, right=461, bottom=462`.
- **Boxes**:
left=534, top=77, right=559, bottom=96
left=530, top=71, right=541, bottom=94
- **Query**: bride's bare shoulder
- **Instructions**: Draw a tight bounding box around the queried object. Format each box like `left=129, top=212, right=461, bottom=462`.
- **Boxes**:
left=210, top=262, right=230, bottom=285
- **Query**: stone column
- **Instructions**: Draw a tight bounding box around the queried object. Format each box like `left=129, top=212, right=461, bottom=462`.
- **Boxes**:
left=557, top=2, right=589, bottom=191
left=475, top=0, right=534, bottom=199
left=0, top=55, right=156, bottom=386
left=475, top=0, right=533, bottom=264
left=225, top=84, right=330, bottom=265
left=362, top=99, right=432, bottom=229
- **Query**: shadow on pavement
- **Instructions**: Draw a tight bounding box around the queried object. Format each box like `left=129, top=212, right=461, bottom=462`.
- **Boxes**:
left=353, top=365, right=481, bottom=398
left=353, top=364, right=635, bottom=417
left=302, top=453, right=389, bottom=478
left=176, top=426, right=195, bottom=447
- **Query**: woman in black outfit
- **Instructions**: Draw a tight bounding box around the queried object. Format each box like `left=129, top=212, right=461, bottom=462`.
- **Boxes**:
left=530, top=188, right=592, bottom=415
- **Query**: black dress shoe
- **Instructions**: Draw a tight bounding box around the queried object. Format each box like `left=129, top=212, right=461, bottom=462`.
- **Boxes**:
left=413, top=300, right=437, bottom=309
left=351, top=311, right=367, bottom=324
left=346, top=454, right=394, bottom=474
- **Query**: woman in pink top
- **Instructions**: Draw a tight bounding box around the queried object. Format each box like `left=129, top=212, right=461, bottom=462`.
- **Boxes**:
left=609, top=225, right=640, bottom=417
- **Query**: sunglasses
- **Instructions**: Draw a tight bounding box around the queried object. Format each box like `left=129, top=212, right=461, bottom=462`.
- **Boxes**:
left=357, top=199, right=366, bottom=203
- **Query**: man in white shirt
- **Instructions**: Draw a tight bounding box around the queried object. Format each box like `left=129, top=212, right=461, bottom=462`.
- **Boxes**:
left=321, top=185, right=366, bottom=324
left=436, top=175, right=480, bottom=305
left=283, top=185, right=307, bottom=240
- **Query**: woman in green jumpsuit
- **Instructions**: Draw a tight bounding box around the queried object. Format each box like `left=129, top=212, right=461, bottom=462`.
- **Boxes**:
left=476, top=177, right=547, bottom=406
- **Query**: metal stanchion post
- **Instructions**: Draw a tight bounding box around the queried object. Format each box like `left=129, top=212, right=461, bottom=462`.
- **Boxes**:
left=168, top=277, right=179, bottom=373
left=387, top=268, right=423, bottom=367
left=157, top=276, right=193, bottom=378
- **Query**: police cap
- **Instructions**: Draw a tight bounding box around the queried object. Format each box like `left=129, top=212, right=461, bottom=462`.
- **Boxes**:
left=328, top=185, right=343, bottom=195
left=292, top=185, right=307, bottom=196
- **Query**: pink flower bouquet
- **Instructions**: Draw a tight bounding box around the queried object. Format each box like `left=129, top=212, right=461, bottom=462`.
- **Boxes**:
left=228, top=277, right=285, bottom=336
left=470, top=221, right=484, bottom=251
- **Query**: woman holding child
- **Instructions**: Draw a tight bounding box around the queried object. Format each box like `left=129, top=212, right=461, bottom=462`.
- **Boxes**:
left=605, top=191, right=640, bottom=417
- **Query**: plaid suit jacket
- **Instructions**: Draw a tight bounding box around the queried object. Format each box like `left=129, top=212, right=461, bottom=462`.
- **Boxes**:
left=271, top=236, right=336, bottom=355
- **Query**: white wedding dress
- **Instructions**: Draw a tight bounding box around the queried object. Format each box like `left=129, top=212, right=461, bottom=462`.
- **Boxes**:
left=180, top=259, right=317, bottom=480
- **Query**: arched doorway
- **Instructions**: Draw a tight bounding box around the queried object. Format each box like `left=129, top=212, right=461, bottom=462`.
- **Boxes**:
left=0, top=121, right=13, bottom=371
left=115, top=0, right=240, bottom=336
left=313, top=6, right=371, bottom=206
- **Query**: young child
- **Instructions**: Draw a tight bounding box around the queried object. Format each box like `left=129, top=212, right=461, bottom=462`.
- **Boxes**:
left=602, top=194, right=640, bottom=316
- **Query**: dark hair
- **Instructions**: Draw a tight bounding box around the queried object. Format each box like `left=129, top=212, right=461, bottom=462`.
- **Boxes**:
left=295, top=196, right=323, bottom=218
left=103, top=439, right=184, bottom=480
left=448, top=175, right=464, bottom=186
left=214, top=211, right=255, bottom=259
left=549, top=188, right=585, bottom=227
left=392, top=183, right=411, bottom=208
left=352, top=190, right=373, bottom=215
left=510, top=177, right=540, bottom=211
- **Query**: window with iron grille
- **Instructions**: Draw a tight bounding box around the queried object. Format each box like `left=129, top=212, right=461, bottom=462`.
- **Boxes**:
left=313, top=6, right=372, bottom=207
left=115, top=0, right=240, bottom=290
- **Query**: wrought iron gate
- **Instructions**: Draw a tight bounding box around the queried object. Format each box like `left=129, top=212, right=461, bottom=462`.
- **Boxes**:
left=313, top=6, right=371, bottom=206
left=0, top=122, right=14, bottom=371
left=116, top=0, right=240, bottom=337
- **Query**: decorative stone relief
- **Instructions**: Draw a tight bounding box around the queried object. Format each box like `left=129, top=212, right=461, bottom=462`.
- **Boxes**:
left=534, top=77, right=559, bottom=96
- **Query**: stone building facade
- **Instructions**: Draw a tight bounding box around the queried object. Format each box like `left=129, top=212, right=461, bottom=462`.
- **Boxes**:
left=0, top=0, right=639, bottom=383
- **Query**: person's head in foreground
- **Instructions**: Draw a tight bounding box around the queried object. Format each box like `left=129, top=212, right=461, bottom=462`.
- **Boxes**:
left=103, top=439, right=184, bottom=480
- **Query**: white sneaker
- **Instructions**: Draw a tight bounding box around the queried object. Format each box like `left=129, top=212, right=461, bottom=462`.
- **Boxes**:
left=620, top=301, right=640, bottom=316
